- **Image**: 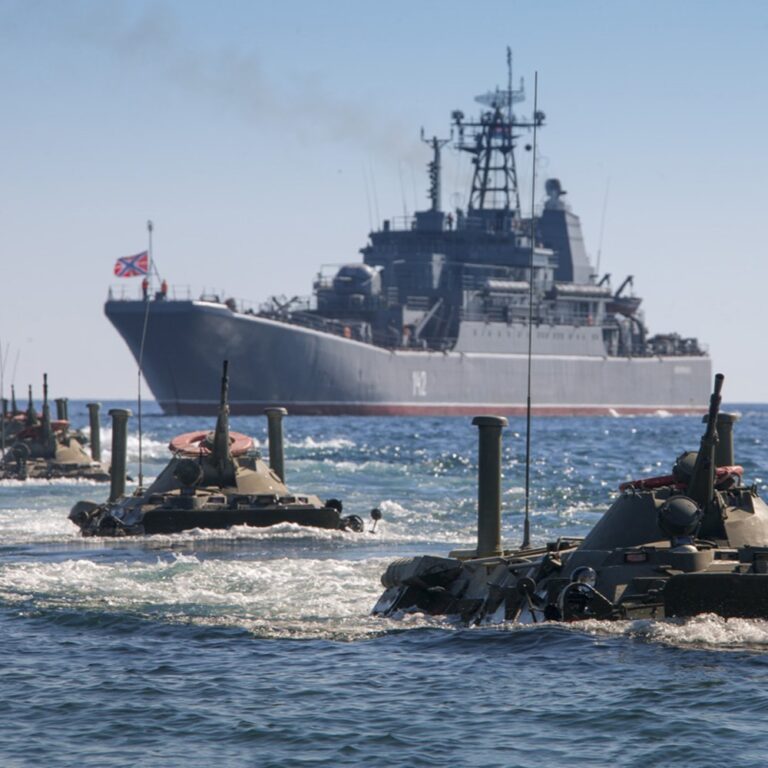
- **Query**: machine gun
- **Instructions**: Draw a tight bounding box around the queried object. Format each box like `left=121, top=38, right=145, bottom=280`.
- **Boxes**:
left=686, top=373, right=723, bottom=529
left=203, top=360, right=237, bottom=487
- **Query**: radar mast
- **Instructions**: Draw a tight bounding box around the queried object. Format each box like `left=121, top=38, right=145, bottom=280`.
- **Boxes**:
left=452, top=47, right=544, bottom=217
left=420, top=131, right=451, bottom=212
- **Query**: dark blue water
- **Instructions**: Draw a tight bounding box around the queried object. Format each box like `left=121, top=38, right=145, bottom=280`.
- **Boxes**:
left=2, top=403, right=768, bottom=767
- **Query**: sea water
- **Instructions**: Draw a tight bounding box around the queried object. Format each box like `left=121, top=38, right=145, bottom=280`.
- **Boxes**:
left=1, top=403, right=768, bottom=767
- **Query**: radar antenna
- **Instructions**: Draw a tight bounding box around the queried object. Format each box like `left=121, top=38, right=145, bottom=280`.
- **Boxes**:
left=522, top=72, right=540, bottom=551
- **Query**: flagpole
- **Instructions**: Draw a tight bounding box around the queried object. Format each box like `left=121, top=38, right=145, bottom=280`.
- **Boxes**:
left=136, top=219, right=153, bottom=491
left=0, top=339, right=9, bottom=460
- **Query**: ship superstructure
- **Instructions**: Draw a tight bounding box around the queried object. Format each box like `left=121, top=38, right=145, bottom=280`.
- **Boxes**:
left=105, top=54, right=710, bottom=415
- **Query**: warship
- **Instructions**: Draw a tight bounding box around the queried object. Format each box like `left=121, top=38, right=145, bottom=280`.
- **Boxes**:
left=105, top=54, right=710, bottom=416
left=0, top=376, right=109, bottom=482
left=69, top=361, right=374, bottom=536
left=373, top=373, right=768, bottom=623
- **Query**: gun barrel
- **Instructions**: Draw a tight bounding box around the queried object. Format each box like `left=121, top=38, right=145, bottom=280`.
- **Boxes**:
left=220, top=359, right=229, bottom=408
left=208, top=360, right=235, bottom=484
left=687, top=373, right=724, bottom=512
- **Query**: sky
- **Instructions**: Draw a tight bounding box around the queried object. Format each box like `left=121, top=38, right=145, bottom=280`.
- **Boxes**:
left=1, top=0, right=767, bottom=402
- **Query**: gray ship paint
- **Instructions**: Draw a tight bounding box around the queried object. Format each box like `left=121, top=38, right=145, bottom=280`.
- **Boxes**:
left=106, top=299, right=710, bottom=415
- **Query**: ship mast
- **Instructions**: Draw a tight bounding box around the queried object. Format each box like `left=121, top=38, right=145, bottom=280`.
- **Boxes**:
left=420, top=132, right=451, bottom=212
left=452, top=47, right=544, bottom=217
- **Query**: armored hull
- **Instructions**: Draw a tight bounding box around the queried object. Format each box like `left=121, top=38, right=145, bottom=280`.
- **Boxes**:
left=106, top=298, right=710, bottom=415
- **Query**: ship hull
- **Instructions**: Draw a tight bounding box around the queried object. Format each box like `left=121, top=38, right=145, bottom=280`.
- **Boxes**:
left=106, top=300, right=712, bottom=416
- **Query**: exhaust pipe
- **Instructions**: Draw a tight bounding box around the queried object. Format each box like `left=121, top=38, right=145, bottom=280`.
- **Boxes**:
left=715, top=412, right=739, bottom=467
left=87, top=402, right=102, bottom=462
left=41, top=374, right=52, bottom=444
left=55, top=398, right=69, bottom=422
left=108, top=408, right=131, bottom=502
left=472, top=415, right=508, bottom=558
left=264, top=407, right=288, bottom=482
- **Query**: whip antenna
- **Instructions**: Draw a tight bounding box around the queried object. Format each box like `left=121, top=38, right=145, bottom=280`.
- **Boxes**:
left=0, top=340, right=9, bottom=459
left=522, top=72, right=540, bottom=550
left=595, top=178, right=610, bottom=276
left=137, top=219, right=153, bottom=490
left=11, top=349, right=20, bottom=393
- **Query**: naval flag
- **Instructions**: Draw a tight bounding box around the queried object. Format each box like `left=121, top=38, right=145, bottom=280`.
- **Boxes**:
left=114, top=251, right=150, bottom=278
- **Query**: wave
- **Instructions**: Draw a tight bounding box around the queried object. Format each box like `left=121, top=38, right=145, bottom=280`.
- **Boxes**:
left=286, top=436, right=356, bottom=450
left=98, top=428, right=171, bottom=462
left=568, top=614, right=768, bottom=651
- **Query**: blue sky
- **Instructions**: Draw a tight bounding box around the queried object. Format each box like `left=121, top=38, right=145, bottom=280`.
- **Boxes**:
left=1, top=0, right=767, bottom=401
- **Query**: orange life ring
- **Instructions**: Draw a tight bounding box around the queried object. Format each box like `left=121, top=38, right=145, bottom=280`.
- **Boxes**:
left=169, top=430, right=254, bottom=457
left=619, top=465, right=743, bottom=492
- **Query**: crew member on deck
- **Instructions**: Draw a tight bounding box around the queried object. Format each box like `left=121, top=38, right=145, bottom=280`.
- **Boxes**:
left=141, top=277, right=149, bottom=300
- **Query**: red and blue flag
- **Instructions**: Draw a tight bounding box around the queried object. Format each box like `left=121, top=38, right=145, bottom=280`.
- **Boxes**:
left=114, top=251, right=149, bottom=278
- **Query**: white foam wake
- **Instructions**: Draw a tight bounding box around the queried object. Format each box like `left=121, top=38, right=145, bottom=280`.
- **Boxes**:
left=0, top=553, right=402, bottom=640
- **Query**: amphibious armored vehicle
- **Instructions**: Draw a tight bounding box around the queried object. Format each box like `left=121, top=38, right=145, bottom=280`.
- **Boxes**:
left=69, top=362, right=373, bottom=536
left=374, top=374, right=768, bottom=623
left=0, top=376, right=108, bottom=482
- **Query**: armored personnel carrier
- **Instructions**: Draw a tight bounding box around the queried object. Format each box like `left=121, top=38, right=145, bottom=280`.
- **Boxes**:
left=374, top=374, right=768, bottom=623
left=0, top=376, right=108, bottom=482
left=69, top=362, right=373, bottom=536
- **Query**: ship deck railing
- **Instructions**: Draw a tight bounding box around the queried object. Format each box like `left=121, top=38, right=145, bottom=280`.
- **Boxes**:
left=105, top=287, right=707, bottom=358
left=107, top=283, right=254, bottom=306
left=106, top=285, right=312, bottom=316
left=460, top=306, right=601, bottom=326
left=379, top=212, right=533, bottom=235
